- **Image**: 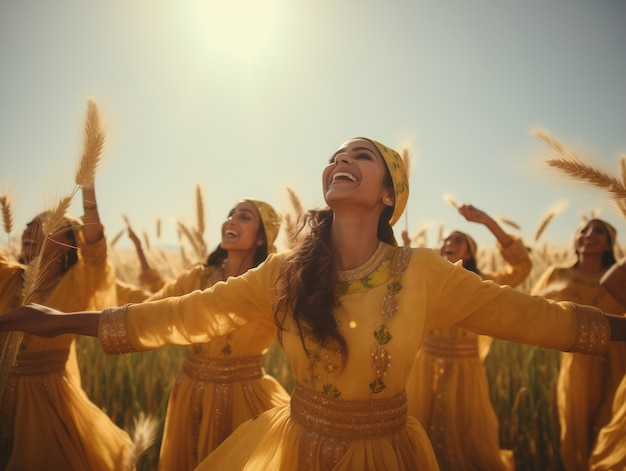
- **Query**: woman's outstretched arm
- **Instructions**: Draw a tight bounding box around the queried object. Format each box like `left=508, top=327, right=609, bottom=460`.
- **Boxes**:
left=0, top=303, right=101, bottom=337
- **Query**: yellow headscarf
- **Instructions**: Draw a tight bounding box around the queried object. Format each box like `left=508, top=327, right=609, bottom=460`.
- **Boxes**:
left=358, top=138, right=409, bottom=227
left=245, top=198, right=281, bottom=254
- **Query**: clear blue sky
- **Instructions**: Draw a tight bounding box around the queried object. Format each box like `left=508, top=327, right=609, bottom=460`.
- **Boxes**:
left=1, top=0, right=625, bottom=256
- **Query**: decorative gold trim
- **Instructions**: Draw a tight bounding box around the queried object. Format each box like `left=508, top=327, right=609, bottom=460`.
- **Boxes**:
left=98, top=304, right=136, bottom=354
left=568, top=303, right=611, bottom=355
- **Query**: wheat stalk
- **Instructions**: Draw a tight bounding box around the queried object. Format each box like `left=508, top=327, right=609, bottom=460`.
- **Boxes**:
left=286, top=186, right=304, bottom=217
left=533, top=128, right=626, bottom=219
left=499, top=217, right=521, bottom=231
left=155, top=218, right=161, bottom=239
left=0, top=195, right=13, bottom=235
left=544, top=158, right=626, bottom=200
left=533, top=200, right=568, bottom=243
left=195, top=184, right=205, bottom=236
left=620, top=154, right=626, bottom=187
left=442, top=193, right=460, bottom=209
left=412, top=227, right=428, bottom=247
left=142, top=230, right=151, bottom=251
left=0, top=199, right=73, bottom=399
left=1, top=98, right=104, bottom=400
left=534, top=213, right=555, bottom=242
left=126, top=412, right=159, bottom=470
left=282, top=213, right=298, bottom=250
left=41, top=196, right=73, bottom=240
left=284, top=187, right=305, bottom=249
left=75, top=99, right=105, bottom=188
left=109, top=229, right=125, bottom=248
left=176, top=220, right=205, bottom=263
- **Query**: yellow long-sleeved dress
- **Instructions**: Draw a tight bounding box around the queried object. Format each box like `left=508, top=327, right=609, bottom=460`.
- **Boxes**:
left=406, top=237, right=531, bottom=470
left=99, top=244, right=611, bottom=471
left=588, top=372, right=626, bottom=470
left=145, top=264, right=290, bottom=471
left=0, top=237, right=132, bottom=471
left=531, top=265, right=626, bottom=471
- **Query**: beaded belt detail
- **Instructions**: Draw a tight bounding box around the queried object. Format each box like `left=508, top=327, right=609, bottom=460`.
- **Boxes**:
left=10, top=349, right=69, bottom=376
left=422, top=334, right=479, bottom=358
left=290, top=382, right=412, bottom=471
left=182, top=354, right=264, bottom=383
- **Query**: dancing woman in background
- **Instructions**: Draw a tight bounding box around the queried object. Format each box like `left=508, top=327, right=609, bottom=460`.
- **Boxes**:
left=405, top=205, right=531, bottom=470
left=531, top=219, right=626, bottom=471
left=587, top=256, right=626, bottom=471
left=2, top=137, right=626, bottom=471
left=147, top=198, right=290, bottom=470
left=0, top=180, right=135, bottom=470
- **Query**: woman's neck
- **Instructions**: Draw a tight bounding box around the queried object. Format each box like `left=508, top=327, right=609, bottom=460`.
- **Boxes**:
left=330, top=214, right=382, bottom=271
left=223, top=251, right=255, bottom=278
left=576, top=252, right=604, bottom=275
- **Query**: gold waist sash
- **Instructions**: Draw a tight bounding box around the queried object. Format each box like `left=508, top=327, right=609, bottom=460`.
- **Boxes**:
left=182, top=353, right=264, bottom=383
left=11, top=349, right=68, bottom=376
left=290, top=381, right=407, bottom=440
left=423, top=334, right=479, bottom=358
left=291, top=382, right=412, bottom=470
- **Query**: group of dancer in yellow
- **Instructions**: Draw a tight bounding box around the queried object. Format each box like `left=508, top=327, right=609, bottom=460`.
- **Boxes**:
left=1, top=136, right=626, bottom=470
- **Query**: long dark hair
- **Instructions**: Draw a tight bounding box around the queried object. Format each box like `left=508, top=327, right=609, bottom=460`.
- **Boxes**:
left=273, top=168, right=395, bottom=362
left=205, top=226, right=268, bottom=269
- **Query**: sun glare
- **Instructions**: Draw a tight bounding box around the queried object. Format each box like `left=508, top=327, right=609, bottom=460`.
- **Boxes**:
left=201, top=0, right=278, bottom=60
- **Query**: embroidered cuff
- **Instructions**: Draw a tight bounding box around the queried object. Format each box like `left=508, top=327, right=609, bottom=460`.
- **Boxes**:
left=98, top=304, right=137, bottom=354
left=568, top=303, right=611, bottom=355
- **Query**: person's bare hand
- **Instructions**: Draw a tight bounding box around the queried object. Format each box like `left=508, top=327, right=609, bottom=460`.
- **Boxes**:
left=458, top=205, right=490, bottom=225
left=0, top=303, right=65, bottom=337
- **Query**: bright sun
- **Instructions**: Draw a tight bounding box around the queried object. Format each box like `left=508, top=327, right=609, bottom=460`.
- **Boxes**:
left=202, top=0, right=278, bottom=60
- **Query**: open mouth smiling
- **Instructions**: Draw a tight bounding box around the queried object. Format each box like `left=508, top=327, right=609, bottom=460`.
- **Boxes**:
left=332, top=172, right=357, bottom=183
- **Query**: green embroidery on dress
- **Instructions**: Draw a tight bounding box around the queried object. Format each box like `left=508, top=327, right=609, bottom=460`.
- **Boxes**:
left=303, top=336, right=341, bottom=396
left=368, top=246, right=411, bottom=394
left=369, top=378, right=386, bottom=394
left=323, top=383, right=341, bottom=398
left=374, top=326, right=392, bottom=345
left=305, top=244, right=412, bottom=397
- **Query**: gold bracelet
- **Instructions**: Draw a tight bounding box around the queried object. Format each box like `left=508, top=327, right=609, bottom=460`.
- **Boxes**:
left=83, top=204, right=97, bottom=210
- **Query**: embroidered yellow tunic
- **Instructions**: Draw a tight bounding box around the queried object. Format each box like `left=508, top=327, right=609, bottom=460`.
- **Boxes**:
left=588, top=373, right=626, bottom=470
left=100, top=244, right=610, bottom=471
left=143, top=264, right=290, bottom=471
left=531, top=265, right=626, bottom=471
left=406, top=236, right=531, bottom=471
left=0, top=237, right=132, bottom=471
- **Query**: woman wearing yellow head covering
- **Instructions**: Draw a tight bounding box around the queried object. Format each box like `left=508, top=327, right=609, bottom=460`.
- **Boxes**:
left=588, top=256, right=626, bottom=471
left=405, top=204, right=532, bottom=471
left=0, top=181, right=136, bottom=470
left=5, top=138, right=626, bottom=471
left=530, top=218, right=626, bottom=471
left=141, top=198, right=290, bottom=471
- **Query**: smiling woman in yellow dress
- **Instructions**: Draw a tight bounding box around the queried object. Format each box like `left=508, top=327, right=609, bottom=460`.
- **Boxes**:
left=588, top=256, right=626, bottom=471
left=148, top=198, right=290, bottom=471
left=530, top=219, right=626, bottom=471
left=406, top=205, right=531, bottom=471
left=0, top=181, right=134, bottom=470
left=2, top=138, right=626, bottom=471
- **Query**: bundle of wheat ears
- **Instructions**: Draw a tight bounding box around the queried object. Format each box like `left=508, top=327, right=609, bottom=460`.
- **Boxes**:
left=533, top=128, right=626, bottom=220
left=0, top=99, right=104, bottom=400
